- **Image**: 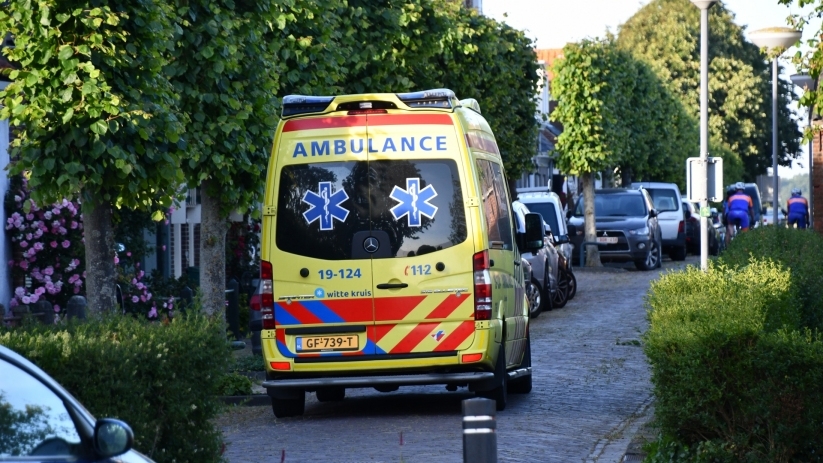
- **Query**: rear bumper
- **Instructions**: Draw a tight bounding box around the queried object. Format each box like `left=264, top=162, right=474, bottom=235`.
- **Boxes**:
left=263, top=371, right=495, bottom=390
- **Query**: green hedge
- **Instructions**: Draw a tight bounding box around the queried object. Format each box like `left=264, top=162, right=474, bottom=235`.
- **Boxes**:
left=0, top=313, right=231, bottom=463
left=644, top=259, right=823, bottom=462
left=720, top=226, right=823, bottom=331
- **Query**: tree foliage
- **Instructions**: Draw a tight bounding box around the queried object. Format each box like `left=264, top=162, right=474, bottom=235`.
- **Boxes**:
left=617, top=0, right=802, bottom=182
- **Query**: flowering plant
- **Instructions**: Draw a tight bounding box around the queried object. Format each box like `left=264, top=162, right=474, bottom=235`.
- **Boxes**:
left=115, top=248, right=175, bottom=320
left=4, top=175, right=85, bottom=316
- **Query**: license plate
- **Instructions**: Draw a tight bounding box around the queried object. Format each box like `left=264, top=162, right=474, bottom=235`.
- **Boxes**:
left=597, top=237, right=618, bottom=244
left=296, top=335, right=359, bottom=352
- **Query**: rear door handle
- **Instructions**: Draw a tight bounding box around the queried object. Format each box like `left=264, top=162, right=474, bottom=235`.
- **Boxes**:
left=513, top=261, right=521, bottom=266
left=376, top=283, right=409, bottom=289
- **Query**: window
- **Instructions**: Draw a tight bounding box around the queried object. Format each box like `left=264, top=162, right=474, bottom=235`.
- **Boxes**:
left=575, top=193, right=648, bottom=217
left=276, top=160, right=467, bottom=260
left=0, top=359, right=82, bottom=458
left=524, top=202, right=560, bottom=236
left=645, top=188, right=679, bottom=212
left=476, top=160, right=513, bottom=250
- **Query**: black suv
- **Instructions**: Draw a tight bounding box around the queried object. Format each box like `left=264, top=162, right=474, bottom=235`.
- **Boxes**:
left=568, top=188, right=662, bottom=270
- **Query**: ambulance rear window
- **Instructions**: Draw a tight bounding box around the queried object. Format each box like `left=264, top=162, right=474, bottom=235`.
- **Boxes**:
left=276, top=160, right=467, bottom=260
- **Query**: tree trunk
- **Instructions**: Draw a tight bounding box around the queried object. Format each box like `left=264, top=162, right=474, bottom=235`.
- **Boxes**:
left=199, top=179, right=230, bottom=316
left=582, top=172, right=602, bottom=267
left=84, top=195, right=117, bottom=314
left=621, top=167, right=633, bottom=187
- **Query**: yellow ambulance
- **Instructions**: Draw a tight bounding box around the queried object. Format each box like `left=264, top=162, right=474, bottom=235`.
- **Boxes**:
left=260, top=89, right=536, bottom=417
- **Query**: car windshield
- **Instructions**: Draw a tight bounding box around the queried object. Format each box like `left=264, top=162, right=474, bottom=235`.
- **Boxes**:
left=645, top=188, right=679, bottom=212
left=574, top=193, right=647, bottom=217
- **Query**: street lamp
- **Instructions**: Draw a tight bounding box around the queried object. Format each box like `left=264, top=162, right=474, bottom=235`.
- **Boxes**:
left=690, top=0, right=718, bottom=272
left=790, top=72, right=816, bottom=229
left=749, top=27, right=802, bottom=228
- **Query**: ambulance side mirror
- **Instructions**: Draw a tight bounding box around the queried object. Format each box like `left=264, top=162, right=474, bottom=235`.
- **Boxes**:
left=524, top=213, right=545, bottom=251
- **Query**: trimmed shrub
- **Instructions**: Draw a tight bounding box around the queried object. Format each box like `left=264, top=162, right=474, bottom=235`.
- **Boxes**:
left=721, top=226, right=823, bottom=331
left=645, top=260, right=823, bottom=462
left=0, top=313, right=231, bottom=463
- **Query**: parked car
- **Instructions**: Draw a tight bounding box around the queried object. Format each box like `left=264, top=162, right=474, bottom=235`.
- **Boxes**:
left=629, top=182, right=687, bottom=261
left=568, top=188, right=663, bottom=271
left=513, top=200, right=560, bottom=315
left=761, top=207, right=787, bottom=227
left=0, top=345, right=154, bottom=462
left=682, top=201, right=720, bottom=255
left=248, top=278, right=262, bottom=355
left=515, top=188, right=576, bottom=303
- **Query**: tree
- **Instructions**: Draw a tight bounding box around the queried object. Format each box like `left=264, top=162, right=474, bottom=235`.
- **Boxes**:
left=551, top=39, right=696, bottom=266
left=617, top=0, right=802, bottom=182
left=0, top=1, right=185, bottom=314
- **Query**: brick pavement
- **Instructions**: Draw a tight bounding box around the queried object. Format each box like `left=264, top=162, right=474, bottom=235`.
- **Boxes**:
left=215, top=256, right=696, bottom=462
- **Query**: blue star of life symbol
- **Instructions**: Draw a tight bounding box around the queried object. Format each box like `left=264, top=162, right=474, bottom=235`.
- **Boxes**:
left=302, top=182, right=349, bottom=231
left=390, top=178, right=438, bottom=227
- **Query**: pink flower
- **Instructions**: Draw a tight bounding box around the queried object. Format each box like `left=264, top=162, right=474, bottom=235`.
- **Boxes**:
left=43, top=266, right=54, bottom=276
left=114, top=255, right=119, bottom=264
left=13, top=195, right=21, bottom=202
left=8, top=298, right=18, bottom=308
left=20, top=261, right=28, bottom=270
left=25, top=233, right=32, bottom=240
left=140, top=294, right=147, bottom=302
left=25, top=213, right=34, bottom=220
left=70, top=221, right=78, bottom=229
left=131, top=278, right=137, bottom=285
left=131, top=296, right=139, bottom=303
left=33, top=229, right=43, bottom=238
left=34, top=287, right=45, bottom=295
left=21, top=296, right=30, bottom=304
left=126, top=251, right=131, bottom=257
left=53, top=304, right=60, bottom=312
left=50, top=241, right=58, bottom=248
left=68, top=274, right=78, bottom=284
left=73, top=287, right=80, bottom=294
left=61, top=240, right=70, bottom=248
left=33, top=242, right=44, bottom=251
left=135, top=262, right=140, bottom=268
left=14, top=287, right=25, bottom=297
left=44, top=211, right=52, bottom=220
left=148, top=307, right=158, bottom=319
left=29, top=294, right=39, bottom=303
left=161, top=245, right=167, bottom=251
left=19, top=241, right=28, bottom=248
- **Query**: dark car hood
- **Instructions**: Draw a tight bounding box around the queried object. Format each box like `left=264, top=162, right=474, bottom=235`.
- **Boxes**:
left=569, top=216, right=648, bottom=229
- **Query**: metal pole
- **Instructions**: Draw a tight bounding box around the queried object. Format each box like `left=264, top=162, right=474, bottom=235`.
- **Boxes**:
left=699, top=6, right=709, bottom=271
left=773, top=58, right=779, bottom=227
left=462, top=398, right=497, bottom=463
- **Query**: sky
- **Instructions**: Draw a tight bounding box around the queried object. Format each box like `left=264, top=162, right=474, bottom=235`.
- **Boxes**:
left=482, top=0, right=821, bottom=179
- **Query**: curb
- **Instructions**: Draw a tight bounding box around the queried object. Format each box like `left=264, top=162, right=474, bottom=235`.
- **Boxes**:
left=220, top=394, right=269, bottom=406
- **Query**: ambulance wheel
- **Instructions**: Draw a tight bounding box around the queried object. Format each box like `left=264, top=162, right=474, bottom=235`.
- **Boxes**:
left=477, top=346, right=508, bottom=411
left=509, top=335, right=532, bottom=394
left=316, top=387, right=345, bottom=402
left=271, top=394, right=305, bottom=418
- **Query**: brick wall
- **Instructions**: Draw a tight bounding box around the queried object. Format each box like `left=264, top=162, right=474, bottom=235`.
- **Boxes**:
left=813, top=120, right=823, bottom=233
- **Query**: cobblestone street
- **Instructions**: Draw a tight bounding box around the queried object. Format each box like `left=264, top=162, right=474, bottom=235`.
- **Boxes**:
left=216, top=256, right=697, bottom=463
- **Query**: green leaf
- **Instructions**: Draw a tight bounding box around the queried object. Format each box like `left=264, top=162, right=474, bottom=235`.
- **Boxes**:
left=58, top=45, right=73, bottom=60
left=90, top=120, right=108, bottom=135
left=62, top=108, right=75, bottom=124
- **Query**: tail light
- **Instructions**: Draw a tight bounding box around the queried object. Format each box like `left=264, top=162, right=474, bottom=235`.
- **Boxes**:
left=261, top=260, right=275, bottom=329
left=473, top=251, right=492, bottom=321
left=678, top=220, right=685, bottom=234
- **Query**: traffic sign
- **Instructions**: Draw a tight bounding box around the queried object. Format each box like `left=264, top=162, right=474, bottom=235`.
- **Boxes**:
left=686, top=157, right=723, bottom=202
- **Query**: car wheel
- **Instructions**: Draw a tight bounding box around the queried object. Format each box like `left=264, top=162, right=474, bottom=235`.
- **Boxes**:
left=669, top=245, right=687, bottom=261
left=477, top=346, right=507, bottom=411
left=552, top=271, right=569, bottom=309
left=635, top=238, right=661, bottom=271
left=509, top=334, right=532, bottom=394
left=526, top=279, right=542, bottom=319
left=271, top=393, right=306, bottom=418
left=565, top=268, right=577, bottom=300
left=316, top=387, right=345, bottom=402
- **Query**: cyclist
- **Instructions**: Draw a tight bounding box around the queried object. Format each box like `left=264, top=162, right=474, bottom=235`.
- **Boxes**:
left=721, top=185, right=736, bottom=247
left=786, top=187, right=810, bottom=229
left=724, top=182, right=753, bottom=241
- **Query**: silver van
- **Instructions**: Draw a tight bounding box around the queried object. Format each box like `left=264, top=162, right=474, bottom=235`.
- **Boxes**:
left=630, top=182, right=687, bottom=261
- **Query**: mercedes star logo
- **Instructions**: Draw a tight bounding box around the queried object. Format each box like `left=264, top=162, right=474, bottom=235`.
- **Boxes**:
left=363, top=237, right=379, bottom=253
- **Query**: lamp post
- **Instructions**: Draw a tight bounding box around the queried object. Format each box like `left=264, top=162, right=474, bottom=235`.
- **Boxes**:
left=749, top=27, right=802, bottom=228
left=790, top=72, right=816, bottom=229
left=690, top=0, right=718, bottom=272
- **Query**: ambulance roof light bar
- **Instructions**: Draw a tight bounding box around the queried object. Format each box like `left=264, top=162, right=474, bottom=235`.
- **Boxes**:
left=396, top=88, right=460, bottom=109
left=281, top=95, right=335, bottom=118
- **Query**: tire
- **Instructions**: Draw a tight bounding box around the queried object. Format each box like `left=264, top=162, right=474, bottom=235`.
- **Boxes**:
left=566, top=268, right=577, bottom=300
left=509, top=334, right=532, bottom=394
left=670, top=245, right=687, bottom=261
left=316, top=387, right=345, bottom=402
left=477, top=346, right=508, bottom=411
left=271, top=393, right=306, bottom=418
left=526, top=279, right=541, bottom=318
left=634, top=238, right=661, bottom=271
left=552, top=271, right=569, bottom=309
